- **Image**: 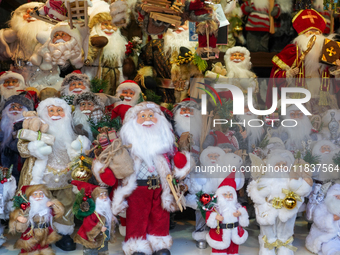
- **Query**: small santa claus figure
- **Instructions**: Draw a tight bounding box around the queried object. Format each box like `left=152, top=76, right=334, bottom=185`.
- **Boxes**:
left=306, top=183, right=340, bottom=255
left=115, top=80, right=141, bottom=107
left=205, top=173, right=249, bottom=255
left=278, top=104, right=317, bottom=152
left=111, top=101, right=193, bottom=255
left=0, top=166, right=16, bottom=247
left=9, top=184, right=65, bottom=255
left=60, top=70, right=91, bottom=97
left=72, top=181, right=115, bottom=255
left=30, top=22, right=84, bottom=71
left=0, top=95, right=34, bottom=183
left=0, top=71, right=26, bottom=101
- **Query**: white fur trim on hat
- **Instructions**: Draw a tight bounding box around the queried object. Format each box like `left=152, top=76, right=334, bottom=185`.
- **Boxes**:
left=89, top=1, right=110, bottom=23
left=123, top=101, right=163, bottom=124
left=37, top=97, right=72, bottom=117
left=200, top=146, right=226, bottom=166
left=266, top=149, right=295, bottom=168
left=50, top=22, right=83, bottom=48
left=215, top=185, right=237, bottom=199
left=0, top=71, right=25, bottom=85
left=225, top=46, right=250, bottom=58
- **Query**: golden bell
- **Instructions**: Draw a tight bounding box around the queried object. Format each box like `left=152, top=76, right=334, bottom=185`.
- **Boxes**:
left=283, top=196, right=297, bottom=210
left=234, top=25, right=243, bottom=32
left=71, top=165, right=92, bottom=182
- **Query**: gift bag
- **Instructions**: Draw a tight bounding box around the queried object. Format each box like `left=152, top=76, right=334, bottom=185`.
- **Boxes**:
left=97, top=138, right=134, bottom=179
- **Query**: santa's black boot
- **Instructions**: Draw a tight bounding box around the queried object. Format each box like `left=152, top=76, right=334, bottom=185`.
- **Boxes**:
left=152, top=249, right=171, bottom=255
left=132, top=253, right=146, bottom=255
left=55, top=234, right=76, bottom=251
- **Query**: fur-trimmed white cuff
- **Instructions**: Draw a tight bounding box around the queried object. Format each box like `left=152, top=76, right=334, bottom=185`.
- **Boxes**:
left=53, top=222, right=74, bottom=235
left=92, top=160, right=109, bottom=187
left=289, top=178, right=312, bottom=198
left=192, top=230, right=208, bottom=241
left=147, top=234, right=173, bottom=252
left=238, top=207, right=249, bottom=227
left=173, top=151, right=194, bottom=180
left=28, top=141, right=51, bottom=160
left=119, top=224, right=126, bottom=236
left=122, top=237, right=152, bottom=255
left=246, top=180, right=267, bottom=205
left=206, top=212, right=218, bottom=229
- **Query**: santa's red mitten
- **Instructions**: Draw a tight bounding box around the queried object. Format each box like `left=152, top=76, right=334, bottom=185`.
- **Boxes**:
left=173, top=151, right=192, bottom=180
left=99, top=167, right=117, bottom=186
left=174, top=152, right=187, bottom=169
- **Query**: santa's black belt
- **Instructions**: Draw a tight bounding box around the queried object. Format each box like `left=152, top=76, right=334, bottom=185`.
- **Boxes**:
left=33, top=222, right=50, bottom=229
left=219, top=222, right=239, bottom=229
left=137, top=175, right=160, bottom=190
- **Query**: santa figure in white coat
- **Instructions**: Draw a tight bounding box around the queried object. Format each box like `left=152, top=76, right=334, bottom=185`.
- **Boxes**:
left=248, top=149, right=313, bottom=255
left=205, top=172, right=249, bottom=255
left=0, top=71, right=26, bottom=101
left=111, top=101, right=193, bottom=255
left=306, top=183, right=340, bottom=255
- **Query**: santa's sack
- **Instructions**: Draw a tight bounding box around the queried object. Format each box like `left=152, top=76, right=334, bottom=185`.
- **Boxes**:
left=17, top=129, right=55, bottom=146
left=97, top=138, right=134, bottom=179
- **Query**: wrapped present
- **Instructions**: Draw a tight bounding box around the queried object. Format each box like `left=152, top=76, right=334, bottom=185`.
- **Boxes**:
left=320, top=38, right=340, bottom=65
left=17, top=129, right=55, bottom=146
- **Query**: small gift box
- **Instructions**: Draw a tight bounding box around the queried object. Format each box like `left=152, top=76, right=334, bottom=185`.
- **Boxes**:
left=17, top=129, right=55, bottom=146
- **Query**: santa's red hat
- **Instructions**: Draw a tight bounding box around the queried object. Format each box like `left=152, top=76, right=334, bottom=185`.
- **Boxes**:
left=292, top=9, right=326, bottom=35
left=215, top=171, right=237, bottom=199
left=71, top=180, right=107, bottom=200
left=0, top=71, right=25, bottom=86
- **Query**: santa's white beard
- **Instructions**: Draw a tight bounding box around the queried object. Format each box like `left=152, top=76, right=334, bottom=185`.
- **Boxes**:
left=28, top=196, right=52, bottom=225
left=120, top=114, right=174, bottom=167
left=41, top=114, right=76, bottom=152
left=163, top=29, right=196, bottom=57
left=11, top=15, right=49, bottom=58
left=72, top=107, right=93, bottom=141
left=226, top=58, right=253, bottom=79
left=0, top=105, right=26, bottom=151
left=0, top=83, right=25, bottom=99
left=92, top=24, right=127, bottom=63
left=47, top=37, right=81, bottom=66
left=252, top=0, right=269, bottom=10
left=325, top=194, right=340, bottom=216
left=115, top=96, right=139, bottom=107
left=238, top=114, right=263, bottom=148
left=174, top=109, right=202, bottom=145
left=280, top=116, right=313, bottom=150
left=62, top=85, right=90, bottom=96
left=217, top=197, right=238, bottom=223
left=95, top=198, right=113, bottom=231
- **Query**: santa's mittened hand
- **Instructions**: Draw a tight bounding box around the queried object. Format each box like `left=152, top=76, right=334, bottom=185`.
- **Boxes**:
left=28, top=141, right=51, bottom=159
left=71, top=139, right=82, bottom=151
left=38, top=144, right=52, bottom=156
left=99, top=168, right=116, bottom=186
left=244, top=6, right=254, bottom=13
left=173, top=152, right=187, bottom=169
left=271, top=6, right=279, bottom=17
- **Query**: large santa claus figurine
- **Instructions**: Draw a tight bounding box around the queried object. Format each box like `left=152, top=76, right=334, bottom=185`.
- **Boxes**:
left=111, top=101, right=193, bottom=255
left=30, top=22, right=84, bottom=71
left=0, top=71, right=27, bottom=101
left=278, top=104, right=317, bottom=152
left=206, top=173, right=249, bottom=255
left=266, top=9, right=340, bottom=114
left=0, top=2, right=51, bottom=62
left=248, top=149, right=313, bottom=255
left=9, top=184, right=65, bottom=255
left=0, top=95, right=34, bottom=183
left=60, top=70, right=91, bottom=97
left=17, top=98, right=91, bottom=251
left=84, top=1, right=127, bottom=95
left=306, top=183, right=340, bottom=255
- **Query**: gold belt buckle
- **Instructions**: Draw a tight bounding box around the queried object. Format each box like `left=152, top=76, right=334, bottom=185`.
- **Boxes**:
left=147, top=175, right=160, bottom=190
left=272, top=197, right=283, bottom=209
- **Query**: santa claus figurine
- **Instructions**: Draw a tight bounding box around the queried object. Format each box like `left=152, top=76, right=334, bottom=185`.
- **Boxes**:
left=111, top=101, right=193, bottom=255
left=73, top=91, right=104, bottom=141
left=0, top=71, right=27, bottom=101
left=205, top=172, right=249, bottom=255
left=38, top=0, right=68, bottom=21
left=0, top=95, right=34, bottom=183
left=248, top=149, right=313, bottom=255
left=84, top=1, right=127, bottom=95
left=306, top=183, right=340, bottom=255
left=17, top=97, right=91, bottom=251
left=72, top=181, right=115, bottom=255
left=0, top=166, right=16, bottom=247
left=9, top=184, right=65, bottom=255
left=30, top=22, right=84, bottom=71
left=278, top=104, right=317, bottom=152
left=266, top=9, right=340, bottom=114
left=60, top=70, right=91, bottom=97
left=0, top=2, right=51, bottom=62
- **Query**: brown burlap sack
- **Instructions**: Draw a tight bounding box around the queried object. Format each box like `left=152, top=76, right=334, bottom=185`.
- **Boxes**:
left=178, top=132, right=193, bottom=152
left=97, top=138, right=134, bottom=179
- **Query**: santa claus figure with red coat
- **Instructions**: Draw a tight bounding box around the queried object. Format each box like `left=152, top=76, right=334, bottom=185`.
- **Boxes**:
left=205, top=173, right=249, bottom=255
left=111, top=101, right=193, bottom=255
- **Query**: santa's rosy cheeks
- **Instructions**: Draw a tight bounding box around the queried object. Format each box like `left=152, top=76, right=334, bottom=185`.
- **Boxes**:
left=101, top=21, right=117, bottom=35
left=48, top=105, right=65, bottom=120
left=230, top=52, right=245, bottom=63
left=79, top=100, right=95, bottom=114
left=137, top=109, right=157, bottom=127
left=69, top=80, right=86, bottom=94
left=23, top=8, right=36, bottom=22
left=3, top=78, right=20, bottom=88
left=180, top=107, right=193, bottom=117
left=9, top=103, right=23, bottom=115
left=120, top=89, right=135, bottom=101
left=52, top=31, right=72, bottom=44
